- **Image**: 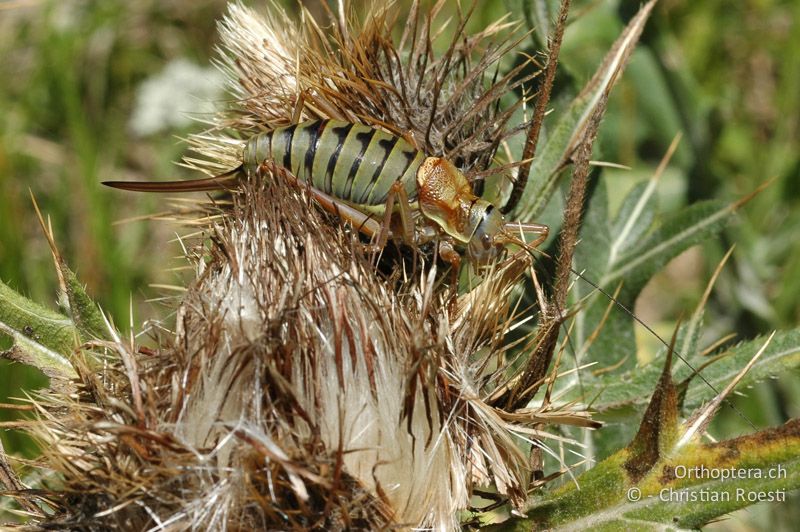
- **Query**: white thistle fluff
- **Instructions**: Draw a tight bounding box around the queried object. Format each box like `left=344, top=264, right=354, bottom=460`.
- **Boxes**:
left=160, top=177, right=530, bottom=529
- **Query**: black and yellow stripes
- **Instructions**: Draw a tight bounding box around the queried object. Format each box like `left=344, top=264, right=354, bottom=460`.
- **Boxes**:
left=243, top=120, right=424, bottom=206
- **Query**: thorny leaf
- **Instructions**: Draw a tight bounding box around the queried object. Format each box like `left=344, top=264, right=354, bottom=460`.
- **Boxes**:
left=572, top=329, right=800, bottom=414
left=609, top=181, right=659, bottom=257
left=0, top=279, right=77, bottom=381
left=32, top=194, right=111, bottom=343
left=511, top=0, right=657, bottom=220
left=551, top=181, right=775, bottom=458
left=501, top=0, right=570, bottom=215
left=562, top=191, right=746, bottom=392
left=623, top=342, right=679, bottom=483
left=489, top=336, right=800, bottom=530
left=60, top=266, right=111, bottom=342
left=605, top=200, right=735, bottom=298
left=570, top=178, right=638, bottom=373
left=0, top=198, right=108, bottom=383
left=684, top=329, right=800, bottom=410
left=492, top=420, right=800, bottom=531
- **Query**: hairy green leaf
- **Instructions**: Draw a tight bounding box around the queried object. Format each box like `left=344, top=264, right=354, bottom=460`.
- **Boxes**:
left=610, top=181, right=659, bottom=256
left=491, top=419, right=800, bottom=530
left=61, top=263, right=110, bottom=341
left=512, top=1, right=657, bottom=220
left=584, top=363, right=664, bottom=411
left=569, top=179, right=645, bottom=373
left=570, top=328, right=800, bottom=417
left=684, top=329, right=800, bottom=410
left=31, top=193, right=111, bottom=343
left=556, top=191, right=746, bottom=413
left=604, top=199, right=734, bottom=298
left=0, top=279, right=77, bottom=380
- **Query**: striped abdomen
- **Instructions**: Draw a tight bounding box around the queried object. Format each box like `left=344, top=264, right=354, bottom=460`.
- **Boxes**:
left=243, top=120, right=425, bottom=206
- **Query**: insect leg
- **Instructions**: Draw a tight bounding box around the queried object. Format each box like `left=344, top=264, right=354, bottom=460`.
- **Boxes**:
left=261, top=160, right=384, bottom=238
left=503, top=221, right=549, bottom=248
left=438, top=239, right=462, bottom=286
left=393, top=183, right=416, bottom=245
left=438, top=240, right=461, bottom=268
left=311, top=188, right=384, bottom=239
left=374, top=186, right=397, bottom=252
left=374, top=182, right=416, bottom=252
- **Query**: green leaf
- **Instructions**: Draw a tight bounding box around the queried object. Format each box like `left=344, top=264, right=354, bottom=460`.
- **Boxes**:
left=512, top=1, right=657, bottom=220
left=605, top=199, right=735, bottom=299
left=610, top=181, right=658, bottom=257
left=30, top=193, right=110, bottom=342
left=504, top=0, right=555, bottom=47
left=600, top=201, right=738, bottom=293
left=588, top=315, right=705, bottom=411
left=513, top=98, right=584, bottom=219
left=571, top=179, right=656, bottom=370
left=584, top=363, right=664, bottom=412
left=558, top=193, right=743, bottom=412
left=570, top=327, right=800, bottom=419
left=545, top=178, right=662, bottom=457
left=490, top=418, right=800, bottom=530
left=569, top=178, right=641, bottom=373
left=684, top=329, right=800, bottom=410
left=550, top=176, right=660, bottom=397
left=61, top=263, right=111, bottom=341
left=0, top=279, right=77, bottom=380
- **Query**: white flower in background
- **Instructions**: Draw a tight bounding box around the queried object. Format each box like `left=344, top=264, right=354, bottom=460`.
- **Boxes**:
left=129, top=58, right=224, bottom=136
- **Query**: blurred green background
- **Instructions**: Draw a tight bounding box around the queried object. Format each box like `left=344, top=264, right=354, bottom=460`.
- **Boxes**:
left=0, top=0, right=798, bottom=528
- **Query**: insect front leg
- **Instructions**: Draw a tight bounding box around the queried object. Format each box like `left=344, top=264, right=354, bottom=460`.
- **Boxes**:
left=438, top=239, right=462, bottom=286
left=503, top=221, right=549, bottom=249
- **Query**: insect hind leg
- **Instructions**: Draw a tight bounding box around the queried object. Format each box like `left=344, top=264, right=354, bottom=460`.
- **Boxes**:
left=259, top=159, right=384, bottom=238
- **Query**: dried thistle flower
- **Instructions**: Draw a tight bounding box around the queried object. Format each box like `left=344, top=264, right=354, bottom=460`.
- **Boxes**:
left=7, top=2, right=600, bottom=529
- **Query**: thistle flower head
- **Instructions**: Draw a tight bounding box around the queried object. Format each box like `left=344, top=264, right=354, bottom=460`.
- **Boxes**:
left=15, top=2, right=599, bottom=529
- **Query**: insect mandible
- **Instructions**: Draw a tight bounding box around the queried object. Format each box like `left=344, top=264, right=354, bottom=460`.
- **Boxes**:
left=104, top=120, right=548, bottom=271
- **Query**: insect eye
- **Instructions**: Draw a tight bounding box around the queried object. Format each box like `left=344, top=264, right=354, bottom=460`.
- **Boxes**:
left=481, top=233, right=492, bottom=248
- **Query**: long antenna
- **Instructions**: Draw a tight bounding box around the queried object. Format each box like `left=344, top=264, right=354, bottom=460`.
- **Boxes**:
left=506, top=233, right=757, bottom=431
